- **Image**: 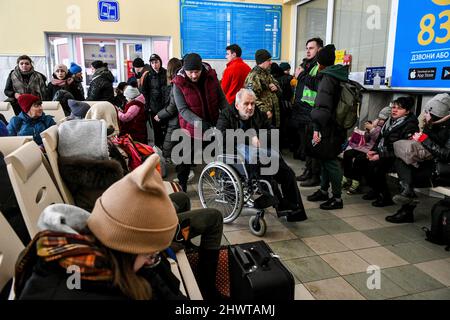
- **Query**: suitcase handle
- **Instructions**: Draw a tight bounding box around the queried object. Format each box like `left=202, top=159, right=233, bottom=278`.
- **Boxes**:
left=235, top=246, right=254, bottom=270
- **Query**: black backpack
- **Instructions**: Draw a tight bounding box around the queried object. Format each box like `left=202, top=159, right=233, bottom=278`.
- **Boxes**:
left=423, top=198, right=450, bottom=251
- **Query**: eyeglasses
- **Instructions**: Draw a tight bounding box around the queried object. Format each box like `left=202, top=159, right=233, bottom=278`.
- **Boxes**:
left=142, top=252, right=161, bottom=269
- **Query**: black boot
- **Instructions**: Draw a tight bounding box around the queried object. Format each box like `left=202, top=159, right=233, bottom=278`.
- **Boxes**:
left=296, top=168, right=311, bottom=181
left=198, top=248, right=220, bottom=301
left=385, top=204, right=415, bottom=223
left=371, top=192, right=394, bottom=207
left=393, top=181, right=417, bottom=205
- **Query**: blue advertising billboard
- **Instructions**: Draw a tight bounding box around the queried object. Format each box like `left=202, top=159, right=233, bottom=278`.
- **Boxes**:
left=392, top=0, right=450, bottom=88
left=180, top=0, right=282, bottom=60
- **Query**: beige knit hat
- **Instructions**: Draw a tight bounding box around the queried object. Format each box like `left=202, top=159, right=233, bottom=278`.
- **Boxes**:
left=87, top=154, right=178, bottom=254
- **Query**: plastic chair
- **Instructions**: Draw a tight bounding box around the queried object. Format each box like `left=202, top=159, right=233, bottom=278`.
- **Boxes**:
left=0, top=102, right=16, bottom=122
left=0, top=210, right=24, bottom=300
left=40, top=125, right=75, bottom=204
left=41, top=102, right=66, bottom=122
left=0, top=136, right=33, bottom=157
left=4, top=141, right=64, bottom=237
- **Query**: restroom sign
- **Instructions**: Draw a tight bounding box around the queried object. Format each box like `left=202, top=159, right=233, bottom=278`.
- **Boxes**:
left=98, top=1, right=119, bottom=22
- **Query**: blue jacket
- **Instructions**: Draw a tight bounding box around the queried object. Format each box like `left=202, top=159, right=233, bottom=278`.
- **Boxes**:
left=0, top=120, right=8, bottom=136
left=7, top=112, right=56, bottom=145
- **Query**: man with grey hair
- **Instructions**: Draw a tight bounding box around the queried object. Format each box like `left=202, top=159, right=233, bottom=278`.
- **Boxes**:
left=216, top=88, right=307, bottom=222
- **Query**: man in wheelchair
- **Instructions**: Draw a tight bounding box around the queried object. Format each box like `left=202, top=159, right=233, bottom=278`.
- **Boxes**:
left=216, top=88, right=307, bottom=222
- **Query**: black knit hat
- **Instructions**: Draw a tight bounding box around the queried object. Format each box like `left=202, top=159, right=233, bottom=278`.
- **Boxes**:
left=149, top=54, right=162, bottom=64
left=132, top=58, right=145, bottom=68
left=279, top=62, right=291, bottom=71
left=317, top=44, right=336, bottom=67
left=255, top=49, right=271, bottom=65
left=91, top=60, right=105, bottom=69
left=183, top=53, right=202, bottom=71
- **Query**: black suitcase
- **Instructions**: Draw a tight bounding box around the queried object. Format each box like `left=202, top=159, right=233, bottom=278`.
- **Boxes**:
left=228, top=240, right=294, bottom=300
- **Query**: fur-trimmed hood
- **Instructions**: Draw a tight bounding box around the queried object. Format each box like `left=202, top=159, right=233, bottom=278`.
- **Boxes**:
left=58, top=156, right=124, bottom=191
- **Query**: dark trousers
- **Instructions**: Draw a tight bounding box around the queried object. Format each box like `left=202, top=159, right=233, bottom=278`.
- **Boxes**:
left=366, top=158, right=395, bottom=196
left=265, top=157, right=305, bottom=212
left=320, top=159, right=343, bottom=198
left=343, top=149, right=369, bottom=181
left=149, top=114, right=166, bottom=148
left=169, top=192, right=223, bottom=250
left=394, top=158, right=434, bottom=188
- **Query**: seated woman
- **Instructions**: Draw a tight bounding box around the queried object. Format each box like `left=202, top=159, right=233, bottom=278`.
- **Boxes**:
left=364, top=97, right=419, bottom=207
left=117, top=84, right=147, bottom=143
left=342, top=106, right=390, bottom=194
left=14, top=155, right=187, bottom=300
left=7, top=94, right=56, bottom=146
left=57, top=119, right=224, bottom=300
left=386, top=93, right=450, bottom=223
left=4, top=55, right=47, bottom=115
left=85, top=101, right=120, bottom=136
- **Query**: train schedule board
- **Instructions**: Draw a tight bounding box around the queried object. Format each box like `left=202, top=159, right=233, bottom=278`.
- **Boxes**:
left=180, top=0, right=282, bottom=60
left=391, top=0, right=450, bottom=89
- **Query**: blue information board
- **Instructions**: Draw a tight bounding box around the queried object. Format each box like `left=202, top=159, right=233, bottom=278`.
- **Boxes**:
left=180, top=0, right=282, bottom=60
left=98, top=1, right=119, bottom=22
left=392, top=0, right=450, bottom=88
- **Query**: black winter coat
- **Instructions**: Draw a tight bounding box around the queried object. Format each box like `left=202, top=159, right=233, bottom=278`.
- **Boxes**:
left=422, top=120, right=450, bottom=185
left=86, top=67, right=115, bottom=102
left=157, top=84, right=180, bottom=158
left=18, top=254, right=187, bottom=300
left=292, top=57, right=319, bottom=124
left=143, top=67, right=167, bottom=114
left=372, top=113, right=419, bottom=159
left=216, top=105, right=272, bottom=148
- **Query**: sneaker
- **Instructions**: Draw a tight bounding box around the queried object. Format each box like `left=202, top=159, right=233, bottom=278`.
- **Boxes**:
left=307, top=189, right=329, bottom=202
left=320, top=198, right=344, bottom=210
left=346, top=180, right=361, bottom=195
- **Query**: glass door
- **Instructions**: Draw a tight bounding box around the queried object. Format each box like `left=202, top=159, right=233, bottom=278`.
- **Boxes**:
left=118, top=39, right=151, bottom=82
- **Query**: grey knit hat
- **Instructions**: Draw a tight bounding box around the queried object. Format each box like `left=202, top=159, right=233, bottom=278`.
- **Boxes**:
left=424, top=93, right=450, bottom=118
left=68, top=99, right=91, bottom=118
left=378, top=106, right=391, bottom=120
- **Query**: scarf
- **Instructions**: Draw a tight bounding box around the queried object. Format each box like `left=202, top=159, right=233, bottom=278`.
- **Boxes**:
left=10, top=66, right=47, bottom=98
left=15, top=230, right=114, bottom=297
left=51, top=78, right=67, bottom=87
left=378, top=115, right=408, bottom=148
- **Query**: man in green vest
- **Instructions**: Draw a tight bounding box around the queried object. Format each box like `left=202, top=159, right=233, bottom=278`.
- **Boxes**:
left=290, top=37, right=323, bottom=187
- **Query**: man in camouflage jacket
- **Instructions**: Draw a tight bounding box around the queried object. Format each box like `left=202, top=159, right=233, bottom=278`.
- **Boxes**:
left=244, top=49, right=281, bottom=127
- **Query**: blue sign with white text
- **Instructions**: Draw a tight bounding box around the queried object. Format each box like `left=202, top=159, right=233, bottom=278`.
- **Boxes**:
left=180, top=0, right=282, bottom=60
left=392, top=0, right=450, bottom=88
left=98, top=1, right=119, bottom=22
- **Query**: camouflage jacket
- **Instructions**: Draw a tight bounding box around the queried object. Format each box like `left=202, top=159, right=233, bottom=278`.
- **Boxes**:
left=244, top=66, right=281, bottom=127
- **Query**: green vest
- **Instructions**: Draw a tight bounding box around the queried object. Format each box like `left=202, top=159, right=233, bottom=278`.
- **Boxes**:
left=301, top=64, right=319, bottom=106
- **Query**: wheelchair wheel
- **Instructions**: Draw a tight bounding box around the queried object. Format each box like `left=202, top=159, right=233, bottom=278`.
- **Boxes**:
left=249, top=215, right=266, bottom=237
left=198, top=162, right=244, bottom=223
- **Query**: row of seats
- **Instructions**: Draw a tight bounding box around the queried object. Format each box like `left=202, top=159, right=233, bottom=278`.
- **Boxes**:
left=0, top=128, right=202, bottom=300
left=0, top=101, right=104, bottom=123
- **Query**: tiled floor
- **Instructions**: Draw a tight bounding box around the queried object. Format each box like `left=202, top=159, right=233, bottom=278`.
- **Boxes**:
left=175, top=151, right=450, bottom=300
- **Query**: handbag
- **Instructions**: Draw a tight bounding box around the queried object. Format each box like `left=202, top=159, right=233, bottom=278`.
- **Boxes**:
left=393, top=140, right=433, bottom=167
left=349, top=128, right=366, bottom=148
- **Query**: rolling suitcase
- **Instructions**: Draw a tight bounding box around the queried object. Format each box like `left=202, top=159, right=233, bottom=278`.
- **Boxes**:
left=228, top=240, right=294, bottom=300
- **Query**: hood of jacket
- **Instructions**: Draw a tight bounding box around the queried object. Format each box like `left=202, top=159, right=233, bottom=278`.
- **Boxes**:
left=37, top=203, right=90, bottom=234
left=320, top=64, right=349, bottom=81
left=92, top=67, right=115, bottom=83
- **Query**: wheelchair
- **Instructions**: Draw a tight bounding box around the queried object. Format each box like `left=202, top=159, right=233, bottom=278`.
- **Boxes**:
left=197, top=154, right=276, bottom=237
